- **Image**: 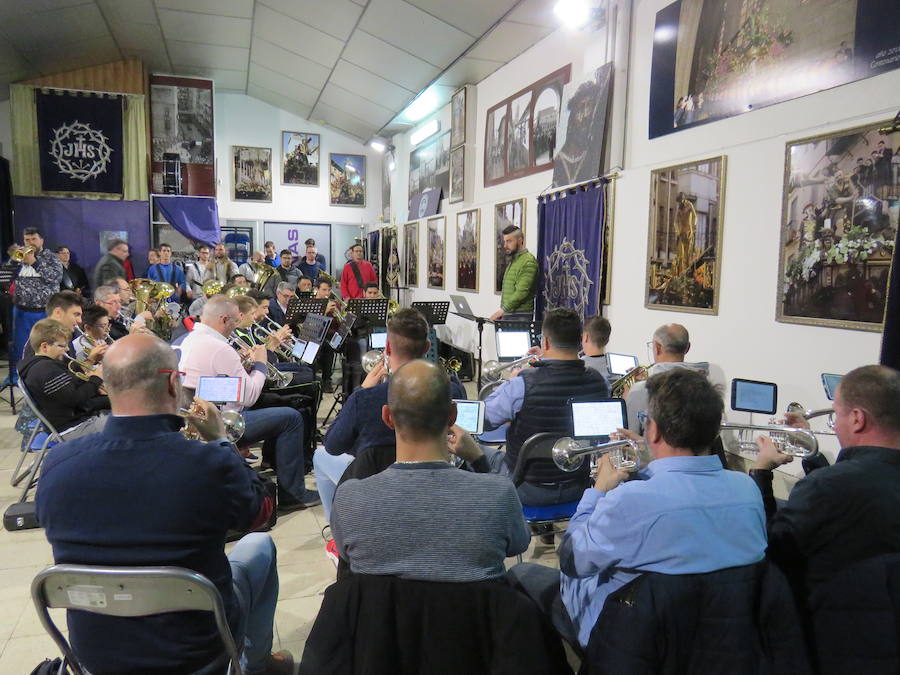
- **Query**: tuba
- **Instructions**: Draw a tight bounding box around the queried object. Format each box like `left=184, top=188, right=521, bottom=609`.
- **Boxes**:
left=251, top=262, right=276, bottom=291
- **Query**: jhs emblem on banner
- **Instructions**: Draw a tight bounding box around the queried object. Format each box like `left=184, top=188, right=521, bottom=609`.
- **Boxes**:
left=49, top=121, right=113, bottom=182
left=543, top=237, right=593, bottom=319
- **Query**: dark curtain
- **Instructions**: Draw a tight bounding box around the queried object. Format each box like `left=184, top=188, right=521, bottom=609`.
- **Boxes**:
left=0, top=156, right=13, bottom=255
left=536, top=180, right=607, bottom=323
left=879, top=226, right=900, bottom=368
left=155, top=196, right=220, bottom=247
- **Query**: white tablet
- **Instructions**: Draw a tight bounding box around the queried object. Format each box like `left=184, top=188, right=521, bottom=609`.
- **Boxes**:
left=453, top=399, right=485, bottom=435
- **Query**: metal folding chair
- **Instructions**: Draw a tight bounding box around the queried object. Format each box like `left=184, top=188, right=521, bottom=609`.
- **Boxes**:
left=10, top=380, right=63, bottom=500
left=31, top=564, right=244, bottom=675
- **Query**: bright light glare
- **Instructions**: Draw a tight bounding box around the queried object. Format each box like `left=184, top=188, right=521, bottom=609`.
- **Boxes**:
left=404, top=87, right=439, bottom=122
left=654, top=25, right=676, bottom=42
left=554, top=0, right=590, bottom=29
left=369, top=140, right=386, bottom=153
left=388, top=159, right=396, bottom=172
left=410, top=119, right=440, bottom=146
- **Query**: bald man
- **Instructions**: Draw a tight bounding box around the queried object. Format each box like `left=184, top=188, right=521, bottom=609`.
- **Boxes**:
left=625, top=323, right=710, bottom=434
left=36, top=334, right=294, bottom=674
left=331, top=360, right=529, bottom=581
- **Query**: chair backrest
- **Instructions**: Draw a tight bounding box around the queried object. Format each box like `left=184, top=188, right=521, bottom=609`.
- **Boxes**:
left=478, top=379, right=503, bottom=400
left=17, top=379, right=63, bottom=441
left=31, top=564, right=243, bottom=675
left=510, top=432, right=567, bottom=486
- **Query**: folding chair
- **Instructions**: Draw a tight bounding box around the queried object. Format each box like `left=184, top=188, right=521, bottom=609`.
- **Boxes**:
left=10, top=380, right=63, bottom=500
left=31, top=564, right=244, bottom=675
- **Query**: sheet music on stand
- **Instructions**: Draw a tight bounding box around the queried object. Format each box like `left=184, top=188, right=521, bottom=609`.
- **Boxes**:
left=285, top=297, right=328, bottom=325
left=410, top=301, right=449, bottom=326
left=345, top=298, right=389, bottom=327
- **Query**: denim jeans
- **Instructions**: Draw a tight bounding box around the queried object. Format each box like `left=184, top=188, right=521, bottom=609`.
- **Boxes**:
left=312, top=447, right=354, bottom=522
left=481, top=446, right=588, bottom=506
left=228, top=533, right=279, bottom=673
left=242, top=407, right=306, bottom=500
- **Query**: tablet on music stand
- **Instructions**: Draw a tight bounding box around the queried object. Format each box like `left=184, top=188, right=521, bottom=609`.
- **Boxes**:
left=495, top=329, right=531, bottom=362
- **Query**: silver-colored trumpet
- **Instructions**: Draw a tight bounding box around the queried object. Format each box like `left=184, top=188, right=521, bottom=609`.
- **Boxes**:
left=252, top=320, right=297, bottom=361
left=482, top=355, right=537, bottom=382
left=552, top=437, right=645, bottom=474
left=228, top=333, right=293, bottom=388
left=719, top=422, right=819, bottom=458
left=362, top=348, right=388, bottom=374
left=786, top=403, right=836, bottom=435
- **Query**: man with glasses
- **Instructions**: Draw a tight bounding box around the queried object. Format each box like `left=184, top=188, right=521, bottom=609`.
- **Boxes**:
left=73, top=304, right=110, bottom=362
left=185, top=245, right=212, bottom=300
left=268, top=282, right=295, bottom=326
left=179, top=295, right=319, bottom=511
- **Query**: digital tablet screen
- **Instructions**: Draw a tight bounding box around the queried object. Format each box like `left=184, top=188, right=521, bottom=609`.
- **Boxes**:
left=291, top=339, right=308, bottom=359
left=302, top=341, right=320, bottom=365
left=731, top=378, right=777, bottom=415
left=572, top=399, right=627, bottom=438
left=607, top=353, right=638, bottom=376
left=496, top=330, right=530, bottom=359
left=370, top=330, right=387, bottom=349
left=821, top=373, right=842, bottom=401
left=197, top=376, right=243, bottom=403
left=329, top=332, right=343, bottom=349
left=453, top=399, right=485, bottom=435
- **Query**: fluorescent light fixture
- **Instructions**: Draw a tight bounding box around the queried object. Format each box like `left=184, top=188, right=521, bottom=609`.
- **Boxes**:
left=410, top=119, right=440, bottom=146
left=404, top=87, right=439, bottom=122
left=554, top=0, right=590, bottom=29
left=369, top=139, right=387, bottom=153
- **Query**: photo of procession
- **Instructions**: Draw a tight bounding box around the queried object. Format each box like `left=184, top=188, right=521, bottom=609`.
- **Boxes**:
left=329, top=153, right=366, bottom=207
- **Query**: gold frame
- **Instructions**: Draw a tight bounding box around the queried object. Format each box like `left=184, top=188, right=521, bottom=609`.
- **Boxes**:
left=493, top=198, right=527, bottom=295
left=232, top=145, right=272, bottom=202
left=775, top=121, right=895, bottom=332
left=404, top=220, right=419, bottom=288
left=329, top=152, right=366, bottom=207
left=426, top=216, right=447, bottom=289
left=644, top=155, right=727, bottom=315
left=455, top=208, right=480, bottom=293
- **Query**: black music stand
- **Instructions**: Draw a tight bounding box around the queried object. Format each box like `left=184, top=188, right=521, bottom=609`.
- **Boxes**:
left=296, top=314, right=332, bottom=345
left=345, top=298, right=388, bottom=327
left=411, top=301, right=449, bottom=326
left=285, top=297, right=327, bottom=326
left=448, top=295, right=492, bottom=390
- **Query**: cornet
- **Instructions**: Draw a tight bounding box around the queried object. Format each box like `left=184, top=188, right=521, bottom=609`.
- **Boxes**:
left=178, top=399, right=245, bottom=443
left=719, top=422, right=819, bottom=459
left=11, top=246, right=36, bottom=262
left=611, top=365, right=650, bottom=398
left=362, top=348, right=388, bottom=374
left=481, top=355, right=537, bottom=382
left=552, top=437, right=645, bottom=474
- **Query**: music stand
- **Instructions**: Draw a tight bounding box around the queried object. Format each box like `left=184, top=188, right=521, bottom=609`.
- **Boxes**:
left=411, top=301, right=449, bottom=326
left=328, top=313, right=357, bottom=352
left=345, top=298, right=388, bottom=328
left=448, top=294, right=493, bottom=390
left=297, top=314, right=332, bottom=344
left=285, top=297, right=328, bottom=326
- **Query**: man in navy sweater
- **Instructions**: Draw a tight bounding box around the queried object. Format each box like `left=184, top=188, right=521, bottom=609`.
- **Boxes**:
left=36, top=334, right=293, bottom=675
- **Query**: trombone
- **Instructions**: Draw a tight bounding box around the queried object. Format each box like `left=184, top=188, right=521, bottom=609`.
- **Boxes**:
left=481, top=355, right=538, bottom=382
left=551, top=437, right=645, bottom=474
left=719, top=422, right=819, bottom=459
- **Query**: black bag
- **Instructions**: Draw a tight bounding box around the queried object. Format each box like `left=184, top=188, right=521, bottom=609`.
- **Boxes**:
left=226, top=474, right=277, bottom=543
left=30, top=658, right=66, bottom=674
left=4, top=500, right=40, bottom=531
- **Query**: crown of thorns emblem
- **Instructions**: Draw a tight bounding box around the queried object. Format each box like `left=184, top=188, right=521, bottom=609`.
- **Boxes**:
left=49, top=121, right=113, bottom=182
left=543, top=237, right=594, bottom=318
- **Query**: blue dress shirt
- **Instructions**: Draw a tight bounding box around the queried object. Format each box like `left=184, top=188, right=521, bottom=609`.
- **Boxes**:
left=147, top=262, right=186, bottom=300
left=559, top=454, right=767, bottom=647
left=484, top=376, right=525, bottom=430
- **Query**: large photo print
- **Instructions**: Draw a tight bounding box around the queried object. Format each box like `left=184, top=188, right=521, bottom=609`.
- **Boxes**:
left=649, top=0, right=900, bottom=139
left=777, top=123, right=897, bottom=331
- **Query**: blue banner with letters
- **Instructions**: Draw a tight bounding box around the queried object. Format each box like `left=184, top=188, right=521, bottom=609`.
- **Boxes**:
left=36, top=89, right=123, bottom=194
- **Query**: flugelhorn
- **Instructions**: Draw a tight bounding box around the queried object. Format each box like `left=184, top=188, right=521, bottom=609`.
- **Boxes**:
left=481, top=355, right=537, bottom=382
left=786, top=402, right=836, bottom=435
left=62, top=353, right=101, bottom=382
left=610, top=365, right=650, bottom=398
left=178, top=399, right=245, bottom=443
left=552, top=437, right=644, bottom=474
left=362, top=348, right=388, bottom=374
left=11, top=246, right=36, bottom=262
left=719, top=422, right=819, bottom=459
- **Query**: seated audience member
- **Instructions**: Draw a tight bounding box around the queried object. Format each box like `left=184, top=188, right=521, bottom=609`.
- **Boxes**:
left=72, top=304, right=110, bottom=363
left=751, top=365, right=900, bottom=599
left=510, top=369, right=767, bottom=649
left=57, top=246, right=89, bottom=296
left=269, top=282, right=294, bottom=326
left=146, top=243, right=186, bottom=302
left=483, top=308, right=610, bottom=504
left=625, top=323, right=709, bottom=434
left=580, top=316, right=615, bottom=387
left=36, top=334, right=293, bottom=674
left=317, top=308, right=465, bottom=523
left=180, top=296, right=318, bottom=511
left=274, top=249, right=299, bottom=287
left=332, top=360, right=529, bottom=579
left=19, top=319, right=109, bottom=439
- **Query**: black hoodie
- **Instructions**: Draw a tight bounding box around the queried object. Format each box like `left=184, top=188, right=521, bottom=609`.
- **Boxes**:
left=18, top=354, right=109, bottom=432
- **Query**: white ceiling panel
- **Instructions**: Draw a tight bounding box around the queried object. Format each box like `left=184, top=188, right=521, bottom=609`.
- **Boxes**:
left=505, top=0, right=558, bottom=27
left=95, top=0, right=158, bottom=26
left=26, top=37, right=121, bottom=74
left=465, top=19, right=551, bottom=62
left=121, top=47, right=171, bottom=73
left=436, top=56, right=503, bottom=88
left=168, top=41, right=249, bottom=71
left=359, top=0, right=472, bottom=67
left=258, top=0, right=364, bottom=42
left=176, top=66, right=247, bottom=90
left=248, top=62, right=319, bottom=106
left=4, top=4, right=109, bottom=51
left=158, top=10, right=252, bottom=49
left=250, top=37, right=331, bottom=91
left=331, top=59, right=413, bottom=111
left=0, top=40, right=34, bottom=76
left=342, top=29, right=438, bottom=92
left=318, top=82, right=396, bottom=128
left=404, top=0, right=518, bottom=37
left=108, top=20, right=166, bottom=51
left=155, top=0, right=254, bottom=19
left=247, top=82, right=313, bottom=120
left=310, top=101, right=376, bottom=141
left=0, top=0, right=88, bottom=22
left=253, top=4, right=344, bottom=70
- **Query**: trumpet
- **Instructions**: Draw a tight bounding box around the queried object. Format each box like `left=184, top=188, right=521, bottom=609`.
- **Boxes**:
left=362, top=348, right=388, bottom=374
left=251, top=320, right=296, bottom=361
left=719, top=422, right=819, bottom=459
left=228, top=333, right=293, bottom=388
left=178, top=399, right=246, bottom=443
left=62, top=353, right=101, bottom=382
left=552, top=437, right=645, bottom=474
left=11, top=246, right=36, bottom=262
left=611, top=365, right=650, bottom=398
left=482, top=355, right=537, bottom=382
left=785, top=403, right=836, bottom=435
left=441, top=356, right=462, bottom=374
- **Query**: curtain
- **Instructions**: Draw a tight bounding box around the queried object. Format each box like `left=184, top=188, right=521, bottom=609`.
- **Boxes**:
left=879, top=226, right=900, bottom=368
left=536, top=180, right=607, bottom=323
left=155, top=196, right=220, bottom=247
left=10, top=83, right=148, bottom=201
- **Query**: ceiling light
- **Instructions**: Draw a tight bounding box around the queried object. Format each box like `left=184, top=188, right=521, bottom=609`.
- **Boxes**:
left=404, top=87, right=439, bottom=122
left=410, top=119, right=440, bottom=146
left=654, top=25, right=677, bottom=42
left=369, top=140, right=387, bottom=153
left=554, top=0, right=591, bottom=29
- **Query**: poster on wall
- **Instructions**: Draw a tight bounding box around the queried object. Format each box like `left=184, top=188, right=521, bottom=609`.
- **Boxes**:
left=150, top=75, right=215, bottom=196
left=330, top=153, right=366, bottom=207
left=281, top=131, right=319, bottom=186
left=645, top=156, right=726, bottom=314
left=427, top=216, right=446, bottom=289
left=649, top=0, right=900, bottom=140
left=449, top=146, right=465, bottom=204
left=456, top=209, right=479, bottom=292
left=408, top=131, right=450, bottom=210
left=232, top=146, right=272, bottom=202
left=381, top=226, right=400, bottom=294
left=404, top=221, right=419, bottom=287
left=553, top=62, right=613, bottom=188
left=777, top=122, right=897, bottom=331
left=382, top=152, right=392, bottom=222
left=494, top=198, right=526, bottom=294
left=451, top=87, right=467, bottom=148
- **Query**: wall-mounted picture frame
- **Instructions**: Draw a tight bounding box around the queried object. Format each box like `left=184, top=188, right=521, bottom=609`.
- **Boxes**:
left=776, top=122, right=897, bottom=331
left=404, top=221, right=419, bottom=288
left=449, top=145, right=465, bottom=204
left=456, top=208, right=480, bottom=292
left=427, top=216, right=446, bottom=289
left=408, top=131, right=450, bottom=208
left=233, top=146, right=272, bottom=202
left=281, top=131, right=319, bottom=186
left=645, top=156, right=726, bottom=315
left=493, top=198, right=526, bottom=294
left=329, top=153, right=366, bottom=207
left=451, top=86, right=466, bottom=148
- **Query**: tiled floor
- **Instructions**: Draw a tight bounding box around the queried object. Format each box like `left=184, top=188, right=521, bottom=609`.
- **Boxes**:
left=0, top=379, right=558, bottom=672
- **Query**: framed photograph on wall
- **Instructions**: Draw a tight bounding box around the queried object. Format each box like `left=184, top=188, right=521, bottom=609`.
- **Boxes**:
left=645, top=156, right=726, bottom=314
left=450, top=146, right=465, bottom=204
left=427, top=216, right=446, bottom=289
left=281, top=131, right=319, bottom=186
left=329, top=153, right=366, bottom=207
left=232, top=146, right=272, bottom=202
left=456, top=209, right=480, bottom=292
left=404, top=221, right=419, bottom=288
left=776, top=122, right=897, bottom=331
left=451, top=86, right=466, bottom=148
left=493, top=198, right=526, bottom=294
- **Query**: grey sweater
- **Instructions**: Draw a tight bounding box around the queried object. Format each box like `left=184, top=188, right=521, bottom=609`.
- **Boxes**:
left=332, top=462, right=530, bottom=582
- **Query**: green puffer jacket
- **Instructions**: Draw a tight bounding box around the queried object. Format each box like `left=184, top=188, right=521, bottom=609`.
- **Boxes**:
left=501, top=250, right=538, bottom=313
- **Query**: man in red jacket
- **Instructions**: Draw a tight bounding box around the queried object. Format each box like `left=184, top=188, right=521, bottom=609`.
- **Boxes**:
left=339, top=244, right=376, bottom=300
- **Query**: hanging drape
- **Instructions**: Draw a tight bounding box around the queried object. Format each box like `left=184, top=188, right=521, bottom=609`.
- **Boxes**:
left=9, top=83, right=148, bottom=201
left=155, top=196, right=220, bottom=247
left=536, top=180, right=608, bottom=323
left=879, top=226, right=900, bottom=368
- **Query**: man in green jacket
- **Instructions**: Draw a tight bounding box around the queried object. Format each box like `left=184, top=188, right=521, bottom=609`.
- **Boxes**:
left=491, top=226, right=538, bottom=321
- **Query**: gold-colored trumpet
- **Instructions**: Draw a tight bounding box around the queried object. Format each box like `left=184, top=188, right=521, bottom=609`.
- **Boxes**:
left=11, top=246, right=36, bottom=262
left=62, top=353, right=101, bottom=382
left=482, top=355, right=537, bottom=382
left=610, top=365, right=650, bottom=398
left=202, top=279, right=224, bottom=296
left=552, top=437, right=645, bottom=474
left=719, top=422, right=819, bottom=459
left=441, top=356, right=462, bottom=374
left=178, top=399, right=246, bottom=443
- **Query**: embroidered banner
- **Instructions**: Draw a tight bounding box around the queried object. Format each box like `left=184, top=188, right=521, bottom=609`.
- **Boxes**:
left=36, top=90, right=124, bottom=194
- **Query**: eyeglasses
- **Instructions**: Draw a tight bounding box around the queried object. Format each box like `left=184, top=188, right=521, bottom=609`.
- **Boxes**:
left=157, top=368, right=186, bottom=377
left=52, top=343, right=68, bottom=349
